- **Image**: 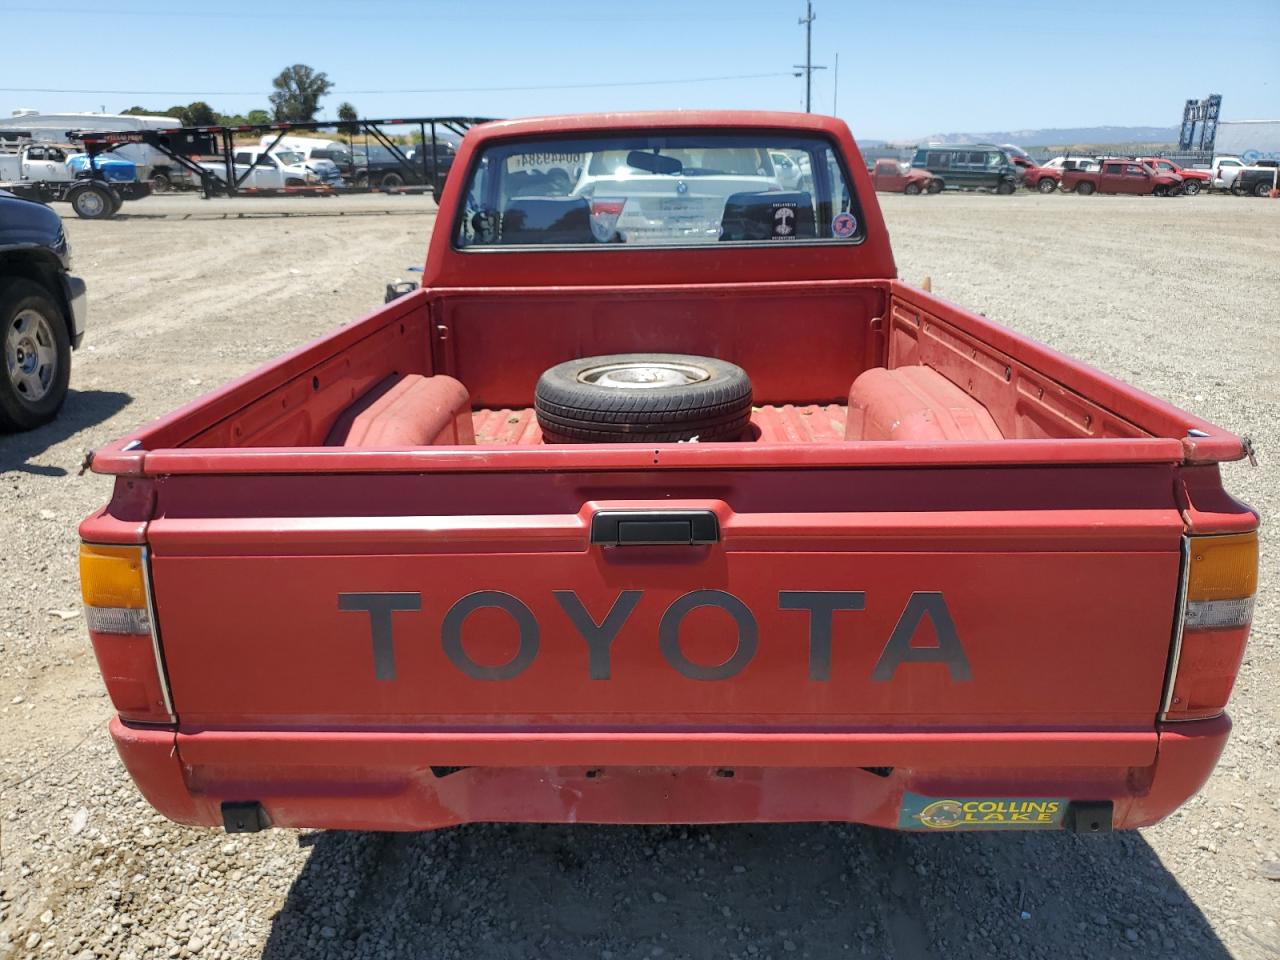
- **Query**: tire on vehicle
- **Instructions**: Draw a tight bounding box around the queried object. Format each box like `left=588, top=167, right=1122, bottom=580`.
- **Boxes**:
left=926, top=178, right=943, bottom=194
left=995, top=181, right=1015, bottom=195
left=69, top=183, right=114, bottom=219
left=1075, top=181, right=1096, bottom=195
left=904, top=182, right=922, bottom=195
left=1255, top=181, right=1273, bottom=198
left=1231, top=181, right=1246, bottom=197
left=107, top=188, right=124, bottom=216
left=1182, top=179, right=1201, bottom=196
left=534, top=353, right=753, bottom=443
left=0, top=278, right=72, bottom=431
left=380, top=172, right=405, bottom=190
left=151, top=170, right=172, bottom=193
left=1037, top=177, right=1057, bottom=194
left=353, top=171, right=369, bottom=188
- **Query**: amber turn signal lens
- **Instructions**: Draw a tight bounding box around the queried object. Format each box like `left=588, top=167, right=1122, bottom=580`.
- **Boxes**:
left=1185, top=532, right=1258, bottom=604
left=80, top=544, right=151, bottom=634
left=80, top=543, right=147, bottom=609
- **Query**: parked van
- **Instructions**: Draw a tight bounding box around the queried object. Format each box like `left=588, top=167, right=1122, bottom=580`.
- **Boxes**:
left=910, top=144, right=1020, bottom=194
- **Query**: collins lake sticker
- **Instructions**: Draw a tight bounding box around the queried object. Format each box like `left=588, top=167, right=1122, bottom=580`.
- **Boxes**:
left=899, top=793, right=1067, bottom=830
left=831, top=212, right=858, bottom=238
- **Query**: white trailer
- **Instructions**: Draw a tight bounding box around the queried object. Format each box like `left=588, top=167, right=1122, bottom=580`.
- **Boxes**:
left=1213, top=120, right=1280, bottom=165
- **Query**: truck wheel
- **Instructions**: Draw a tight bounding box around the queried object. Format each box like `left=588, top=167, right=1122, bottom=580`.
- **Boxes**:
left=904, top=182, right=922, bottom=195
left=1254, top=181, right=1272, bottom=198
left=1075, top=181, right=1096, bottom=195
left=1153, top=185, right=1167, bottom=197
left=1182, top=179, right=1201, bottom=196
left=926, top=179, right=943, bottom=194
left=379, top=172, right=405, bottom=190
left=995, top=181, right=1015, bottom=195
left=151, top=171, right=172, bottom=193
left=1231, top=181, right=1246, bottom=197
left=0, top=278, right=72, bottom=431
left=70, top=183, right=114, bottom=219
left=534, top=353, right=753, bottom=443
left=1037, top=178, right=1057, bottom=194
left=353, top=171, right=369, bottom=188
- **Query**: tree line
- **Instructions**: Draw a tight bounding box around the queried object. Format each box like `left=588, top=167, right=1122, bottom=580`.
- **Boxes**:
left=122, top=64, right=355, bottom=128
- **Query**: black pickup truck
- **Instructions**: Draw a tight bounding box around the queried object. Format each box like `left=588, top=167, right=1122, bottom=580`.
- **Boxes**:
left=1232, top=160, right=1278, bottom=197
left=0, top=190, right=86, bottom=429
left=350, top=141, right=456, bottom=199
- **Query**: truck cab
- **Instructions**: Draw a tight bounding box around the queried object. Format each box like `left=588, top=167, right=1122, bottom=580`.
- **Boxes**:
left=0, top=143, right=74, bottom=184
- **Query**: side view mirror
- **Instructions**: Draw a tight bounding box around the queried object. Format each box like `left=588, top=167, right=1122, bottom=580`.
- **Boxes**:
left=385, top=280, right=419, bottom=303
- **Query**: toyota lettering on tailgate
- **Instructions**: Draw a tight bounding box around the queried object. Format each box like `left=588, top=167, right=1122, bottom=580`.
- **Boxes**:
left=337, top=589, right=972, bottom=684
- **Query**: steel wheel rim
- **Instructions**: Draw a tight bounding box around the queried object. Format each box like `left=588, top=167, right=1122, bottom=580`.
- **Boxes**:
left=5, top=308, right=57, bottom=402
left=78, top=191, right=105, bottom=216
left=578, top=361, right=711, bottom=390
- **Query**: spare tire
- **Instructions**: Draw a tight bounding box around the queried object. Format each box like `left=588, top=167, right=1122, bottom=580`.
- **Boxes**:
left=535, top=353, right=752, bottom=443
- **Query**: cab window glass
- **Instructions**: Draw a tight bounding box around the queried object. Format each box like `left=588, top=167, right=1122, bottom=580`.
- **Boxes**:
left=455, top=132, right=864, bottom=248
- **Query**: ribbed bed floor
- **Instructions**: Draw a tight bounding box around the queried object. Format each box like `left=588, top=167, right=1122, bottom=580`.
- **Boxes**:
left=471, top=404, right=850, bottom=445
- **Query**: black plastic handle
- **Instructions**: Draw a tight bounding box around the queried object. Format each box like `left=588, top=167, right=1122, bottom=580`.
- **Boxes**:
left=589, top=510, right=720, bottom=547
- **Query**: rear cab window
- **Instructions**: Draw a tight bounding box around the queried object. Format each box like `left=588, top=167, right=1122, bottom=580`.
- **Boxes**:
left=454, top=131, right=865, bottom=248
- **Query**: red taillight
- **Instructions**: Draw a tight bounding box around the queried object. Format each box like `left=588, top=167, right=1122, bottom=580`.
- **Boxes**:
left=1163, top=533, right=1258, bottom=721
left=80, top=543, right=175, bottom=724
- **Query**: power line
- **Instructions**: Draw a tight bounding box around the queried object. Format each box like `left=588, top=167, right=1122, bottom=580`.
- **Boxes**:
left=0, top=72, right=793, bottom=99
left=5, top=5, right=777, bottom=21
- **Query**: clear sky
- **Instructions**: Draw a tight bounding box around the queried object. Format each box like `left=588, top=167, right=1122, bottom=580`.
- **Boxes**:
left=1, top=0, right=1275, bottom=141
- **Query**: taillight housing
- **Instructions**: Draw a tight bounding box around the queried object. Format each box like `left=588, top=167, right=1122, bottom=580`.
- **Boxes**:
left=1162, top=532, right=1258, bottom=721
left=80, top=543, right=175, bottom=724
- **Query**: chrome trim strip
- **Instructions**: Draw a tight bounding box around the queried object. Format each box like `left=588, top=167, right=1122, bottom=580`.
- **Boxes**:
left=1159, top=536, right=1192, bottom=720
left=141, top=546, right=176, bottom=721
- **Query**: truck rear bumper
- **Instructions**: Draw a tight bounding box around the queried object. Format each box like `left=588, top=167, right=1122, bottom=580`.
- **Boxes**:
left=110, top=716, right=1230, bottom=833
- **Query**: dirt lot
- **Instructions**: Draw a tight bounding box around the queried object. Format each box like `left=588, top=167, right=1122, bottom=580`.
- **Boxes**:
left=1, top=190, right=1277, bottom=960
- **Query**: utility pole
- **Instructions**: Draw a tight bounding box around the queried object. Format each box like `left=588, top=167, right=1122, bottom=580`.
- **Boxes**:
left=833, top=52, right=839, bottom=116
left=794, top=1, right=826, bottom=113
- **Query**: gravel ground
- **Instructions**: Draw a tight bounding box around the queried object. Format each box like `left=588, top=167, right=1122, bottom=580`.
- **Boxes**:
left=0, top=189, right=1277, bottom=960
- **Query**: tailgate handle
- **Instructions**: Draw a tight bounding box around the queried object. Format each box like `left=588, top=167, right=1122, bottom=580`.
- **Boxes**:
left=590, top=510, right=720, bottom=547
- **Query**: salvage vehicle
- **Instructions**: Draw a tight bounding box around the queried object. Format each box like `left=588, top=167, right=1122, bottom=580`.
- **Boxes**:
left=79, top=111, right=1257, bottom=836
left=1138, top=157, right=1210, bottom=195
left=870, top=158, right=939, bottom=194
left=199, top=147, right=338, bottom=191
left=0, top=141, right=149, bottom=219
left=1, top=190, right=86, bottom=429
left=1209, top=156, right=1246, bottom=192
left=1063, top=159, right=1183, bottom=196
left=909, top=144, right=1020, bottom=193
left=1015, top=159, right=1062, bottom=194
left=1230, top=160, right=1278, bottom=197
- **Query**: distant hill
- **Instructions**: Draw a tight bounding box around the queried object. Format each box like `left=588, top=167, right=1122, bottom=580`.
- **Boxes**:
left=910, top=125, right=1179, bottom=147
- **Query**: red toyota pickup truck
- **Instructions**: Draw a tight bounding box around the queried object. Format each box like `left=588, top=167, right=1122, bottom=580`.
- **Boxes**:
left=80, top=111, right=1257, bottom=837
left=1138, top=157, right=1211, bottom=195
left=1063, top=159, right=1185, bottom=196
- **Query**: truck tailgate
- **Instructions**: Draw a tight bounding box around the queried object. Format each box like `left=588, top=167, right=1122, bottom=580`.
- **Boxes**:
left=144, top=464, right=1185, bottom=754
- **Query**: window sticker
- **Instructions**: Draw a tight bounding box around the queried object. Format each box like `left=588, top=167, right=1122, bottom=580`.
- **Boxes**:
left=832, top=212, right=858, bottom=238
